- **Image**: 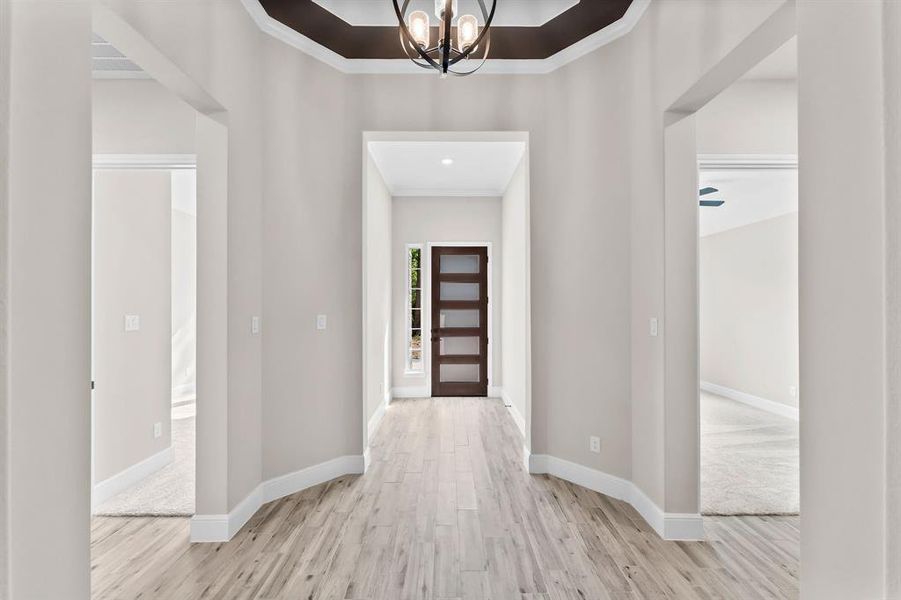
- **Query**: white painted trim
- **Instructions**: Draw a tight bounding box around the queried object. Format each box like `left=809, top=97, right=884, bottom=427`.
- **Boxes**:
left=391, top=385, right=430, bottom=399
left=393, top=188, right=507, bottom=198
left=190, top=455, right=365, bottom=542
left=262, top=455, right=365, bottom=504
left=528, top=454, right=705, bottom=541
left=701, top=380, right=799, bottom=421
left=487, top=385, right=503, bottom=398
left=239, top=0, right=651, bottom=75
left=697, top=153, right=798, bottom=170
left=92, top=446, right=173, bottom=509
left=368, top=396, right=388, bottom=441
left=92, top=154, right=197, bottom=170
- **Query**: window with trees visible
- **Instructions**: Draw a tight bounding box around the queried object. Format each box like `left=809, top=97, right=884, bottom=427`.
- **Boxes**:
left=406, top=245, right=424, bottom=373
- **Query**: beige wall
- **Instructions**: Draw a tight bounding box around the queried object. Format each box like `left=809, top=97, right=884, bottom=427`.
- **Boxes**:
left=7, top=3, right=92, bottom=597
left=799, top=2, right=892, bottom=596
left=696, top=79, right=797, bottom=155
left=0, top=0, right=10, bottom=592
left=391, top=196, right=503, bottom=392
left=700, top=212, right=799, bottom=407
left=93, top=169, right=172, bottom=483
left=93, top=79, right=195, bottom=155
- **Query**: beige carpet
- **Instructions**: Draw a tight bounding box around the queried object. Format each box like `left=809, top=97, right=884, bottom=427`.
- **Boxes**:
left=701, top=391, right=799, bottom=515
left=94, top=409, right=195, bottom=517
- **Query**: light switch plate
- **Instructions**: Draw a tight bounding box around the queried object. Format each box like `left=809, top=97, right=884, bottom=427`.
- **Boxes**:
left=251, top=316, right=261, bottom=335
left=316, top=314, right=327, bottom=330
left=125, top=314, right=140, bottom=332
left=649, top=318, right=658, bottom=337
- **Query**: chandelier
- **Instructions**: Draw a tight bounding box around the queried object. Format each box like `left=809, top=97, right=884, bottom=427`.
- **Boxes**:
left=393, top=0, right=497, bottom=77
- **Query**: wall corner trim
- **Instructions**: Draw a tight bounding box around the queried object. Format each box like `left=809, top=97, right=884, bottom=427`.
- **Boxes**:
left=190, top=455, right=365, bottom=543
left=528, top=454, right=705, bottom=541
left=701, top=380, right=799, bottom=421
left=92, top=446, right=173, bottom=509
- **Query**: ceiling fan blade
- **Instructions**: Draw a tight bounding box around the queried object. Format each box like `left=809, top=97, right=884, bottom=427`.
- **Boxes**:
left=699, top=186, right=719, bottom=196
left=700, top=199, right=725, bottom=207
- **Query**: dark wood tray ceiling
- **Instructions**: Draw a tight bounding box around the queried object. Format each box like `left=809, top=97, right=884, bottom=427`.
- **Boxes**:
left=259, top=0, right=633, bottom=60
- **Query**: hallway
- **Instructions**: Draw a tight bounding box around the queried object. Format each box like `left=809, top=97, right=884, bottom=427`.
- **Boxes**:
left=91, top=397, right=799, bottom=599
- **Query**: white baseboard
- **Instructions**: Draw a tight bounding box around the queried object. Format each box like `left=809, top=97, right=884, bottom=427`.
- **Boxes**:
left=506, top=400, right=526, bottom=440
left=701, top=380, right=799, bottom=421
left=368, top=397, right=388, bottom=441
left=528, top=454, right=704, bottom=541
left=391, top=386, right=429, bottom=399
left=92, top=446, right=173, bottom=509
left=190, top=455, right=365, bottom=543
left=488, top=385, right=503, bottom=398
left=262, top=455, right=364, bottom=504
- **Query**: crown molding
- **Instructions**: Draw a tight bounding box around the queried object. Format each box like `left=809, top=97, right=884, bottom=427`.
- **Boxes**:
left=698, top=153, right=798, bottom=170
left=93, top=154, right=197, bottom=170
left=240, top=0, right=651, bottom=75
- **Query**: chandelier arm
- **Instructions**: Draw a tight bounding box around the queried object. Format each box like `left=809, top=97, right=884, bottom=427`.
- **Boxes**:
left=398, top=28, right=434, bottom=67
left=392, top=0, right=442, bottom=70
left=440, top=0, right=453, bottom=74
left=448, top=0, right=496, bottom=67
left=449, top=30, right=492, bottom=75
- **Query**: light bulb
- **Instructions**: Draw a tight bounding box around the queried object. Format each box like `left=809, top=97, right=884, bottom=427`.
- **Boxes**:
left=434, top=0, right=458, bottom=19
left=457, top=14, right=478, bottom=51
left=407, top=10, right=430, bottom=48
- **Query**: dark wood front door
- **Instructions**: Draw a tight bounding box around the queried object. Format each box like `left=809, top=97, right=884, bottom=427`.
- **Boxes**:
left=431, top=246, right=489, bottom=397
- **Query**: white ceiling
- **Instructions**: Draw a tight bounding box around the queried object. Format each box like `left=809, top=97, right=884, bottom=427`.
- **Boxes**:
left=699, top=168, right=798, bottom=237
left=368, top=141, right=525, bottom=197
left=743, top=37, right=797, bottom=80
left=311, top=0, right=579, bottom=27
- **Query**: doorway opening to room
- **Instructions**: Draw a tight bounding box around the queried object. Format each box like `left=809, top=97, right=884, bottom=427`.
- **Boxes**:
left=362, top=132, right=532, bottom=460
left=90, top=35, right=197, bottom=519
left=660, top=0, right=799, bottom=548
left=694, top=41, right=799, bottom=519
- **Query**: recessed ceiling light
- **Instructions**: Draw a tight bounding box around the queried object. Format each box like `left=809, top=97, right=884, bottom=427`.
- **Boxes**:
left=441, top=158, right=454, bottom=166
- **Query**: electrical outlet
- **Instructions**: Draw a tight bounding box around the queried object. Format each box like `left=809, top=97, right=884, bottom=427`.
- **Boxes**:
left=316, top=314, right=328, bottom=330
left=790, top=385, right=798, bottom=398
left=153, top=422, right=162, bottom=438
left=649, top=318, right=658, bottom=337
left=251, top=316, right=261, bottom=335
left=124, top=314, right=140, bottom=332
left=589, top=436, right=601, bottom=454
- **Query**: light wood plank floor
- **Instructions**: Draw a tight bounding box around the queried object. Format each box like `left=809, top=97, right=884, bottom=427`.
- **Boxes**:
left=91, top=397, right=799, bottom=599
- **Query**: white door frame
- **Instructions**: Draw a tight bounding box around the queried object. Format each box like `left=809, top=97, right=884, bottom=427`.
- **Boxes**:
left=89, top=155, right=197, bottom=511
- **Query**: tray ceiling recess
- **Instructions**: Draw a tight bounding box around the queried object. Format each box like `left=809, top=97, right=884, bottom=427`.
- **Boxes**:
left=241, top=0, right=651, bottom=74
